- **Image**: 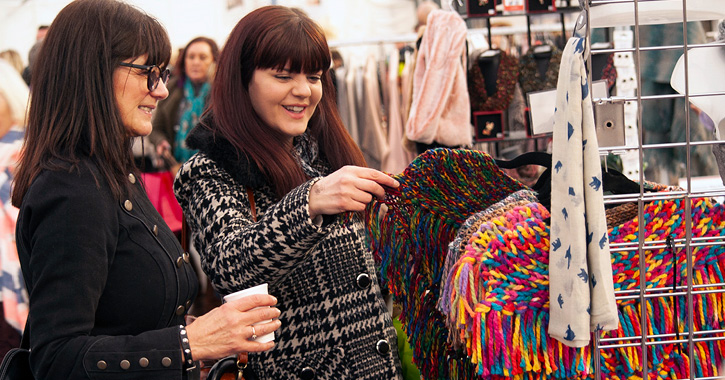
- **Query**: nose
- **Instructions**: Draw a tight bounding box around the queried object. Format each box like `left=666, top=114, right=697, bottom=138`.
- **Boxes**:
left=151, top=78, right=170, bottom=100
left=291, top=76, right=312, bottom=98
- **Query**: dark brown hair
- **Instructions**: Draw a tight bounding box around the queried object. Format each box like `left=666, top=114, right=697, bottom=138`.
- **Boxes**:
left=12, top=0, right=171, bottom=207
left=174, top=36, right=220, bottom=85
left=210, top=5, right=365, bottom=199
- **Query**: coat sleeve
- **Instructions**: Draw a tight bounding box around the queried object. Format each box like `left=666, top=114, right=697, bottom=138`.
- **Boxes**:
left=18, top=168, right=184, bottom=380
left=174, top=156, right=332, bottom=295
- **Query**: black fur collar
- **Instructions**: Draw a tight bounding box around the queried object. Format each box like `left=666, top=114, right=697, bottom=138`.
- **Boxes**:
left=185, top=117, right=268, bottom=189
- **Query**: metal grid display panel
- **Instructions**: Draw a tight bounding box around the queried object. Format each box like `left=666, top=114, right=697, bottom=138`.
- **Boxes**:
left=586, top=0, right=725, bottom=379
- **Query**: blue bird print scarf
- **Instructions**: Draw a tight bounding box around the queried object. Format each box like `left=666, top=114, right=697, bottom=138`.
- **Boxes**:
left=548, top=37, right=618, bottom=348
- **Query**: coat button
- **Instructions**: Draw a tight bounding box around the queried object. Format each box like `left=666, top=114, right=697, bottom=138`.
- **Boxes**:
left=376, top=339, right=390, bottom=355
left=161, top=357, right=172, bottom=367
left=300, top=367, right=315, bottom=380
left=153, top=225, right=158, bottom=236
left=183, top=252, right=190, bottom=263
left=185, top=299, right=192, bottom=308
left=176, top=257, right=184, bottom=268
left=175, top=305, right=185, bottom=315
left=97, top=360, right=107, bottom=370
left=124, top=200, right=133, bottom=211
left=120, top=360, right=130, bottom=370
left=356, top=273, right=371, bottom=289
left=128, top=173, right=136, bottom=184
left=139, top=357, right=149, bottom=368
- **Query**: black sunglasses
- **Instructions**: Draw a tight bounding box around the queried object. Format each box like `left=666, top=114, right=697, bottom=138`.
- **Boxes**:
left=119, top=62, right=171, bottom=91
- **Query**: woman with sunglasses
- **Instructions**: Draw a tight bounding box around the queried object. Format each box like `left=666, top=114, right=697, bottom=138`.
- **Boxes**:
left=11, top=1, right=280, bottom=379
left=174, top=6, right=402, bottom=379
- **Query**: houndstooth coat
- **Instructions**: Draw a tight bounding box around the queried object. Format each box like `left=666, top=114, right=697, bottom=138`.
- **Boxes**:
left=174, top=124, right=403, bottom=380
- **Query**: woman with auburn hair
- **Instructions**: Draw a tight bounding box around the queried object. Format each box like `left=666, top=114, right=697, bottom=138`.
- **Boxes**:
left=12, top=1, right=280, bottom=379
left=174, top=5, right=403, bottom=379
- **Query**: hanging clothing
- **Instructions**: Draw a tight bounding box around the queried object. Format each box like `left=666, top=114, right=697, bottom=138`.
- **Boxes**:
left=365, top=148, right=526, bottom=379
left=468, top=50, right=520, bottom=112
left=517, top=44, right=562, bottom=95
left=440, top=193, right=725, bottom=379
left=383, top=49, right=415, bottom=174
left=175, top=80, right=210, bottom=163
left=405, top=10, right=471, bottom=148
left=359, top=55, right=389, bottom=170
left=548, top=37, right=618, bottom=348
left=344, top=66, right=360, bottom=145
left=335, top=65, right=352, bottom=139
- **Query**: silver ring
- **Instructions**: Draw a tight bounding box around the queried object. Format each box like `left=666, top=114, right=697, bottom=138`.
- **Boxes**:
left=251, top=326, right=257, bottom=340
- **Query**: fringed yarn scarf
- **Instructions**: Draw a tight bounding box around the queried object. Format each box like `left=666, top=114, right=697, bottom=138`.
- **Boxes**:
left=365, top=148, right=526, bottom=380
left=440, top=195, right=725, bottom=379
left=438, top=189, right=540, bottom=321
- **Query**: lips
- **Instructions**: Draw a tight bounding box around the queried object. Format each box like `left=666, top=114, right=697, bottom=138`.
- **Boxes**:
left=138, top=105, right=155, bottom=115
left=283, top=105, right=305, bottom=113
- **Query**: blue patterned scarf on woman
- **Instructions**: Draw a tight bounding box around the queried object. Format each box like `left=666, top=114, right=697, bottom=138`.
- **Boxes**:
left=174, top=79, right=210, bottom=163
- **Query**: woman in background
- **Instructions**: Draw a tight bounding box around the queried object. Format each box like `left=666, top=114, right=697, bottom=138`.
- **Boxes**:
left=0, top=59, right=29, bottom=359
left=151, top=36, right=218, bottom=171
left=12, top=1, right=279, bottom=378
left=0, top=51, right=23, bottom=76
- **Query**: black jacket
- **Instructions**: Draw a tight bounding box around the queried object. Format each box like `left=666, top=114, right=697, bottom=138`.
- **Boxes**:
left=16, top=159, right=198, bottom=379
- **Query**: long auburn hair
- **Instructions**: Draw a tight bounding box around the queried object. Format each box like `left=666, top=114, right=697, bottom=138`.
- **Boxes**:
left=210, top=6, right=365, bottom=199
left=11, top=0, right=171, bottom=207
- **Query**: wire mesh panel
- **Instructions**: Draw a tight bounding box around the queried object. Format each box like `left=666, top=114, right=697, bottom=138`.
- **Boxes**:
left=587, top=0, right=725, bottom=378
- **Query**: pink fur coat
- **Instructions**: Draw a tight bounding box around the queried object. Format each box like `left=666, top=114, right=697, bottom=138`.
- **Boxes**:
left=405, top=10, right=471, bottom=147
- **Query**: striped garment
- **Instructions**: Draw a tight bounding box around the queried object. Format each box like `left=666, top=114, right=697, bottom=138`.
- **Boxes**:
left=0, top=126, right=27, bottom=332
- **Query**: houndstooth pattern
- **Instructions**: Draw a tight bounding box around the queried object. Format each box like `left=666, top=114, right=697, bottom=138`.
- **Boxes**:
left=174, top=138, right=402, bottom=379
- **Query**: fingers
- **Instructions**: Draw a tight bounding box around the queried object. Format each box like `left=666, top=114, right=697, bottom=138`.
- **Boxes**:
left=345, top=167, right=398, bottom=201
left=308, top=166, right=400, bottom=217
left=359, top=167, right=400, bottom=188
left=226, top=294, right=278, bottom=313
left=245, top=319, right=282, bottom=342
left=186, top=296, right=282, bottom=360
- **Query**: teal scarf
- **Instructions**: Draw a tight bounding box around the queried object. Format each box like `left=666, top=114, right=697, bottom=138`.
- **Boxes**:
left=174, top=80, right=210, bottom=162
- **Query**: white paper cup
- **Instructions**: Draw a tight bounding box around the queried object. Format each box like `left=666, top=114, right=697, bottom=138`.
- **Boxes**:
left=223, top=283, right=275, bottom=343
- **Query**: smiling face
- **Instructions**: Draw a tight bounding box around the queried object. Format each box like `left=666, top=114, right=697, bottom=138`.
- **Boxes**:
left=113, top=55, right=169, bottom=137
left=248, top=65, right=323, bottom=143
left=184, top=41, right=214, bottom=84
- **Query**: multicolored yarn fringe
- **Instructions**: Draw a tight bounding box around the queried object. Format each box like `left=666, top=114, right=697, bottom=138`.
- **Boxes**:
left=604, top=196, right=725, bottom=379
left=440, top=195, right=725, bottom=379
left=365, top=148, right=526, bottom=380
left=439, top=189, right=540, bottom=318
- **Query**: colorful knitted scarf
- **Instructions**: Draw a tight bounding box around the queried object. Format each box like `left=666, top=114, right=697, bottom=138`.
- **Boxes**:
left=440, top=195, right=725, bottom=379
left=365, top=148, right=526, bottom=379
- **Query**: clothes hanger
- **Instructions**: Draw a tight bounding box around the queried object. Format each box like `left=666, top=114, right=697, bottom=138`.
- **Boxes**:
left=495, top=152, right=646, bottom=211
left=447, top=0, right=464, bottom=11
left=533, top=44, right=552, bottom=56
